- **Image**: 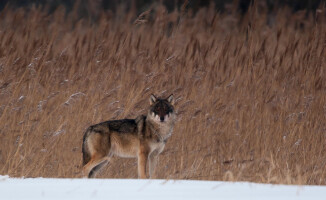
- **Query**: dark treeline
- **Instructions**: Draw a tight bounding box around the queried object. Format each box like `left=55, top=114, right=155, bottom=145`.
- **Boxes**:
left=1, top=0, right=324, bottom=16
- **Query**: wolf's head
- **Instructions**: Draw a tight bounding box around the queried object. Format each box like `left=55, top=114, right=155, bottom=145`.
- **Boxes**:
left=147, top=94, right=176, bottom=124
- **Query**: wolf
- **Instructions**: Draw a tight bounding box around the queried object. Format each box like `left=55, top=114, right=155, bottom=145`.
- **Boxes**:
left=82, top=94, right=176, bottom=178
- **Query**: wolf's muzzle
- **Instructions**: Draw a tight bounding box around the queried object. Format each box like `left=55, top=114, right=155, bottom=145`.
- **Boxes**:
left=160, top=116, right=164, bottom=122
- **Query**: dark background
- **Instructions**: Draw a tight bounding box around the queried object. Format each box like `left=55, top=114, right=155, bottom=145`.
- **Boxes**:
left=1, top=0, right=324, bottom=15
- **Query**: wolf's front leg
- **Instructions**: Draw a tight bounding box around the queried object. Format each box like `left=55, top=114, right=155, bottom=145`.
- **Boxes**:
left=149, top=152, right=158, bottom=179
left=138, top=144, right=149, bottom=179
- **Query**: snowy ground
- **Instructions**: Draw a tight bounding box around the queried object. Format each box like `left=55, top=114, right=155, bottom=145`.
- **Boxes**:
left=1, top=175, right=326, bottom=200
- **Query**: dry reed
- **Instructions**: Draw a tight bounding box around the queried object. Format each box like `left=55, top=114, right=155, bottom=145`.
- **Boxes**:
left=0, top=3, right=325, bottom=185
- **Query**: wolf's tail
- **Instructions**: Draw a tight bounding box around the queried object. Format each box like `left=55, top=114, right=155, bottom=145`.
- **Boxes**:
left=82, top=127, right=92, bottom=166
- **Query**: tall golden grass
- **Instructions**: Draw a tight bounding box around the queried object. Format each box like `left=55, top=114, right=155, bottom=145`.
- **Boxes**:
left=0, top=3, right=325, bottom=184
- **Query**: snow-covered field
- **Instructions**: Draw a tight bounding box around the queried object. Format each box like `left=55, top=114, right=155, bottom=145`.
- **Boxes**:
left=1, top=175, right=326, bottom=200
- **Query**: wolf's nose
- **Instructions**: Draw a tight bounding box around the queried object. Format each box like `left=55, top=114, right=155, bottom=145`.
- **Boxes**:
left=160, top=116, right=164, bottom=121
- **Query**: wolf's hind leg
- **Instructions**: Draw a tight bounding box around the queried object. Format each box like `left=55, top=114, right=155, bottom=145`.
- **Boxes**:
left=83, top=156, right=110, bottom=178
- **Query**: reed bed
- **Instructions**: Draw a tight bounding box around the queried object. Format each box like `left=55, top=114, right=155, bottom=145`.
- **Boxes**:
left=0, top=2, right=325, bottom=185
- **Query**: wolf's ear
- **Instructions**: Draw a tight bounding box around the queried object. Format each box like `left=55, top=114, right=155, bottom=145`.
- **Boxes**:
left=167, top=94, right=174, bottom=105
left=149, top=94, right=157, bottom=105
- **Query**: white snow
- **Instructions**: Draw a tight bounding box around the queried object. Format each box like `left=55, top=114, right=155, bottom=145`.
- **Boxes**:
left=0, top=175, right=325, bottom=200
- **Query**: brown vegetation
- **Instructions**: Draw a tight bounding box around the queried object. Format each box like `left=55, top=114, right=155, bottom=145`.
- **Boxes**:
left=0, top=3, right=325, bottom=185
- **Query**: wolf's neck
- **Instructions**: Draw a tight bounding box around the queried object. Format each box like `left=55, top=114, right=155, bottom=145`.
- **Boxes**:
left=146, top=118, right=174, bottom=141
